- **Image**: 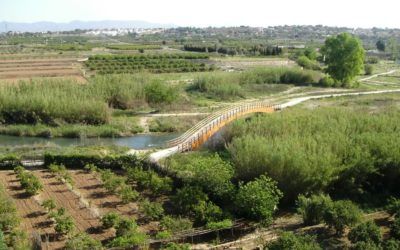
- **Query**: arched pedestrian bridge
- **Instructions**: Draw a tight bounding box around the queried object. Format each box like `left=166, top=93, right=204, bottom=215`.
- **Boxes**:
left=148, top=89, right=400, bottom=163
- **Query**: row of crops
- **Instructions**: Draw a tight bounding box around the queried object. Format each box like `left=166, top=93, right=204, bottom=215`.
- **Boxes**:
left=85, top=53, right=215, bottom=74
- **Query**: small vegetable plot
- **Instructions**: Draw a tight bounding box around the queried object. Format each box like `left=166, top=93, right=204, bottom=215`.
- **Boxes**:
left=85, top=53, right=215, bottom=74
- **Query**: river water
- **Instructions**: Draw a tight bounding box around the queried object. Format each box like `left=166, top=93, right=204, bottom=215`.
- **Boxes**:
left=0, top=133, right=180, bottom=149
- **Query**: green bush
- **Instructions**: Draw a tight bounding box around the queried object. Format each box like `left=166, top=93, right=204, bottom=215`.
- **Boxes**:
left=44, top=153, right=138, bottom=169
left=41, top=199, right=56, bottom=213
left=144, top=81, right=177, bottom=106
left=168, top=153, right=235, bottom=201
left=118, top=185, right=139, bottom=204
left=139, top=199, right=164, bottom=221
left=161, top=242, right=191, bottom=250
left=206, top=219, right=233, bottom=230
left=193, top=200, right=224, bottom=224
left=226, top=107, right=400, bottom=203
left=107, top=231, right=148, bottom=248
left=266, top=231, right=321, bottom=250
left=324, top=200, right=362, bottom=235
left=318, top=76, right=336, bottom=87
left=65, top=233, right=103, bottom=250
left=235, top=175, right=282, bottom=224
left=392, top=216, right=400, bottom=239
left=172, top=186, right=208, bottom=216
left=155, top=230, right=172, bottom=240
left=365, top=64, right=374, bottom=75
left=115, top=217, right=138, bottom=237
left=55, top=215, right=75, bottom=235
left=160, top=216, right=193, bottom=233
left=0, top=186, right=20, bottom=231
left=348, top=221, right=382, bottom=244
left=384, top=239, right=400, bottom=250
left=297, top=194, right=333, bottom=226
left=0, top=155, right=21, bottom=169
left=296, top=55, right=320, bottom=70
left=101, top=212, right=120, bottom=229
left=386, top=197, right=400, bottom=216
left=350, top=241, right=381, bottom=250
left=15, top=166, right=43, bottom=196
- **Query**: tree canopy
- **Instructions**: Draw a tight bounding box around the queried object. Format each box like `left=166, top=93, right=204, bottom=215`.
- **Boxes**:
left=321, top=33, right=365, bottom=87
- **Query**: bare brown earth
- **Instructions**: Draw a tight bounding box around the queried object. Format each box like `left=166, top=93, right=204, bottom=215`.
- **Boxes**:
left=0, top=57, right=86, bottom=82
left=69, top=170, right=159, bottom=233
left=0, top=170, right=62, bottom=250
left=33, top=170, right=113, bottom=244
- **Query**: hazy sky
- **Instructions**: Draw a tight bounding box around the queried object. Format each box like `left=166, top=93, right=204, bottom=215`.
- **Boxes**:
left=1, top=0, right=399, bottom=28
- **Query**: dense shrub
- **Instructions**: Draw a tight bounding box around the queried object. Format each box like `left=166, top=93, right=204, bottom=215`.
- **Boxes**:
left=101, top=212, right=120, bottom=229
left=125, top=167, right=172, bottom=195
left=386, top=198, right=400, bottom=216
left=0, top=155, right=21, bottom=169
left=160, top=216, right=193, bottom=233
left=384, top=239, right=400, bottom=250
left=168, top=153, right=235, bottom=201
left=297, top=194, right=333, bottom=226
left=172, top=186, right=208, bottom=215
left=392, top=216, right=400, bottom=239
left=107, top=231, right=148, bottom=248
left=0, top=186, right=20, bottom=231
left=226, top=107, right=400, bottom=202
left=319, top=76, right=336, bottom=87
left=296, top=55, right=320, bottom=70
left=14, top=166, right=43, bottom=196
left=266, top=231, right=321, bottom=250
left=0, top=80, right=109, bottom=125
left=65, top=233, right=103, bottom=250
left=115, top=217, right=138, bottom=237
left=54, top=215, right=75, bottom=235
left=144, top=81, right=178, bottom=106
left=365, top=64, right=374, bottom=75
left=348, top=221, right=382, bottom=244
left=324, top=200, right=362, bottom=235
left=235, top=175, right=282, bottom=223
left=206, top=219, right=233, bottom=230
left=139, top=199, right=164, bottom=221
left=44, top=152, right=138, bottom=169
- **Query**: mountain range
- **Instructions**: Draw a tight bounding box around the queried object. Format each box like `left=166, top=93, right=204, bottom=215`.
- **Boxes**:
left=0, top=20, right=176, bottom=32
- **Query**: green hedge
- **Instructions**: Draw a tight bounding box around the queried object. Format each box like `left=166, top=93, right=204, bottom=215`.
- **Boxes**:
left=44, top=153, right=139, bottom=169
left=0, top=154, right=21, bottom=169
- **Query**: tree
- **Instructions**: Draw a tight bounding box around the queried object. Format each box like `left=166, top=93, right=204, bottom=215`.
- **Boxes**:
left=387, top=38, right=399, bottom=60
left=323, top=200, right=362, bottom=235
left=235, top=175, right=282, bottom=224
left=321, top=33, right=365, bottom=86
left=348, top=221, right=382, bottom=245
left=266, top=231, right=322, bottom=250
left=297, top=194, right=332, bottom=226
left=376, top=40, right=386, bottom=52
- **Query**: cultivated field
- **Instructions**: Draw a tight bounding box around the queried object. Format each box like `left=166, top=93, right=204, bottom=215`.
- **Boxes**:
left=0, top=57, right=86, bottom=82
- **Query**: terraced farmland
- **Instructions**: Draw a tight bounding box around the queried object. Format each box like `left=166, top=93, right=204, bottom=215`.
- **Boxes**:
left=0, top=57, right=86, bottom=82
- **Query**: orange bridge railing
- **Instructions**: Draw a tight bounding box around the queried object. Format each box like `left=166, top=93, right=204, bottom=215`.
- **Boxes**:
left=166, top=101, right=281, bottom=152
